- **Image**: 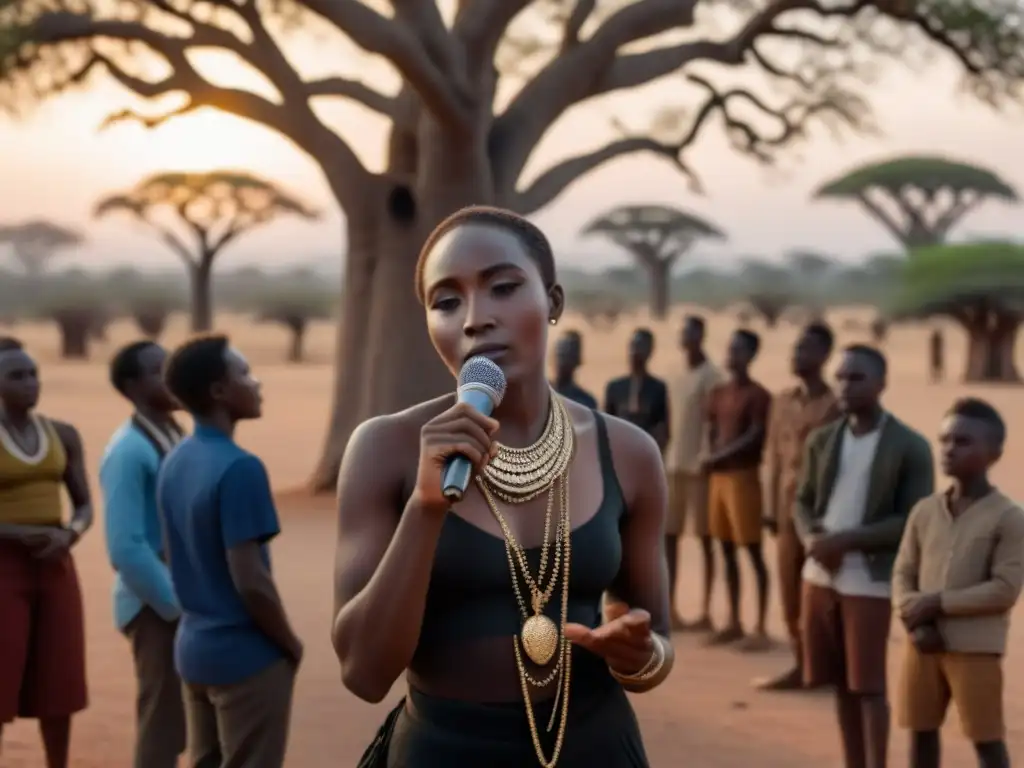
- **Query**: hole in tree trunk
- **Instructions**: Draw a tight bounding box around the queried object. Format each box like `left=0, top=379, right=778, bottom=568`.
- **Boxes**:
left=387, top=184, right=417, bottom=225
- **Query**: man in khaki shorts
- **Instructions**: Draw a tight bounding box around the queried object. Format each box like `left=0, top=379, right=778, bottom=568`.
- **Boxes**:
left=664, top=316, right=723, bottom=632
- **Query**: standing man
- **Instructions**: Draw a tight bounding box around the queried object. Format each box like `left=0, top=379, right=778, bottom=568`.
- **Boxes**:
left=159, top=335, right=302, bottom=768
left=757, top=323, right=841, bottom=690
left=664, top=315, right=722, bottom=632
left=796, top=344, right=934, bottom=768
left=604, top=328, right=669, bottom=451
left=551, top=330, right=598, bottom=408
left=703, top=329, right=772, bottom=650
left=101, top=340, right=186, bottom=768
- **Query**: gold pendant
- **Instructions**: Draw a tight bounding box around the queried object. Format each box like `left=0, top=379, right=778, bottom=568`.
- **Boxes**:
left=521, top=613, right=559, bottom=666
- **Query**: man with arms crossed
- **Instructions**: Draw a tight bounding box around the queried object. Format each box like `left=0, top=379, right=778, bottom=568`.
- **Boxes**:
left=796, top=345, right=933, bottom=768
left=664, top=315, right=722, bottom=632
left=757, top=323, right=840, bottom=690
left=893, top=398, right=1024, bottom=768
left=159, top=335, right=302, bottom=768
left=101, top=341, right=186, bottom=768
left=704, top=329, right=772, bottom=649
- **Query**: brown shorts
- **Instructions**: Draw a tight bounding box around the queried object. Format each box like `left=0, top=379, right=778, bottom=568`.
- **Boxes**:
left=897, top=643, right=1004, bottom=742
left=666, top=471, right=709, bottom=537
left=707, top=468, right=763, bottom=545
left=0, top=539, right=88, bottom=722
left=801, top=582, right=891, bottom=694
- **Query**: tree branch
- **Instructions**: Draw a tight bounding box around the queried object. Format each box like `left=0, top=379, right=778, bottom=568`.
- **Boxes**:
left=298, top=0, right=472, bottom=132
left=516, top=72, right=869, bottom=216
left=453, top=0, right=533, bottom=72
left=856, top=191, right=911, bottom=246
left=306, top=76, right=396, bottom=117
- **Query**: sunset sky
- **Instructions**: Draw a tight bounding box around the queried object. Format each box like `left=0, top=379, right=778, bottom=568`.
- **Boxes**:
left=2, top=33, right=1022, bottom=275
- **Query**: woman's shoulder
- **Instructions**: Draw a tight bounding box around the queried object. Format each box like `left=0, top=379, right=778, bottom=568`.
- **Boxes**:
left=348, top=394, right=455, bottom=456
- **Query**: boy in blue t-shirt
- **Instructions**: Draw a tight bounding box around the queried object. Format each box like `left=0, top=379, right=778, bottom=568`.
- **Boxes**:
left=158, top=334, right=302, bottom=768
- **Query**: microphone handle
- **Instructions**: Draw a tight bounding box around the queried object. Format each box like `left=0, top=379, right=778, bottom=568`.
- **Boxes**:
left=439, top=386, right=496, bottom=503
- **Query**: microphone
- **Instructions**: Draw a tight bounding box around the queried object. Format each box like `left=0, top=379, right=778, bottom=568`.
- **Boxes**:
left=441, top=356, right=507, bottom=503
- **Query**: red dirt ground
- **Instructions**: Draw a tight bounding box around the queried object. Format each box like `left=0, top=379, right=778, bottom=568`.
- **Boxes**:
left=4, top=510, right=1022, bottom=767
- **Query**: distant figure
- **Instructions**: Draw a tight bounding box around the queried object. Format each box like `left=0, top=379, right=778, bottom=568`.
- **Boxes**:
left=604, top=328, right=669, bottom=451
left=928, top=329, right=944, bottom=383
left=551, top=330, right=598, bottom=409
left=159, top=335, right=302, bottom=768
left=870, top=317, right=888, bottom=344
left=0, top=337, right=91, bottom=768
left=664, top=315, right=723, bottom=633
left=703, top=329, right=772, bottom=651
left=756, top=323, right=840, bottom=691
left=101, top=341, right=186, bottom=768
left=796, top=345, right=933, bottom=768
left=893, top=398, right=1022, bottom=768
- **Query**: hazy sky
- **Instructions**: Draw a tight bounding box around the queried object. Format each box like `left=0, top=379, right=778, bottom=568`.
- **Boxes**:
left=2, top=33, right=1022, bottom=275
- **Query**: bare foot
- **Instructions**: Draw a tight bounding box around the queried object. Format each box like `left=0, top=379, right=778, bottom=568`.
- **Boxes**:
left=753, top=667, right=804, bottom=691
left=703, top=624, right=744, bottom=647
left=736, top=632, right=773, bottom=653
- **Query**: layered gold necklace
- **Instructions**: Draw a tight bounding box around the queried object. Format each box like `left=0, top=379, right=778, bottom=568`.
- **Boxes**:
left=476, top=391, right=576, bottom=768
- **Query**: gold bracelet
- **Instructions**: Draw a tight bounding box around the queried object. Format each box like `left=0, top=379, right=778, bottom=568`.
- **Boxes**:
left=609, top=635, right=666, bottom=685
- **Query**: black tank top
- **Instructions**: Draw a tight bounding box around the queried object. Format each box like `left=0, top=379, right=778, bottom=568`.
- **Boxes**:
left=414, top=411, right=626, bottom=692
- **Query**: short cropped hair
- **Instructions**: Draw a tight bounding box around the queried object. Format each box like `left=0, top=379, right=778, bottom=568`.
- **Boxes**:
left=414, top=206, right=556, bottom=304
left=164, top=334, right=230, bottom=414
left=109, top=340, right=158, bottom=396
left=684, top=315, right=706, bottom=334
left=947, top=397, right=1006, bottom=447
left=0, top=336, right=24, bottom=352
left=633, top=328, right=654, bottom=344
left=804, top=321, right=835, bottom=354
left=735, top=328, right=760, bottom=356
left=844, top=343, right=887, bottom=378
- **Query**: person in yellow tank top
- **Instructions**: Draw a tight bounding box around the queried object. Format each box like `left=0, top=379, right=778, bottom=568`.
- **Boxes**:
left=0, top=337, right=93, bottom=768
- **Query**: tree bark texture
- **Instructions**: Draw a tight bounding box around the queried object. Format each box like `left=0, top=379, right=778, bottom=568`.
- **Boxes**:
left=961, top=310, right=1023, bottom=383
left=648, top=260, right=672, bottom=320
left=189, top=259, right=214, bottom=333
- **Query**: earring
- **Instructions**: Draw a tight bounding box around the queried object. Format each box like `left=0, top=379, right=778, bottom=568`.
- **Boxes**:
left=549, top=318, right=557, bottom=326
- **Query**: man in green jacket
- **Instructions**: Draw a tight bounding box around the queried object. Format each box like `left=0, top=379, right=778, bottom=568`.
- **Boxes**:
left=794, top=344, right=934, bottom=768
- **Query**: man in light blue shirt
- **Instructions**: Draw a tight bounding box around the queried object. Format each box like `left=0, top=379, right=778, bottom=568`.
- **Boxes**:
left=100, top=340, right=186, bottom=768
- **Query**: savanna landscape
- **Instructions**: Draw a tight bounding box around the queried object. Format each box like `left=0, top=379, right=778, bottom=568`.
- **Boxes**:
left=2, top=306, right=1024, bottom=767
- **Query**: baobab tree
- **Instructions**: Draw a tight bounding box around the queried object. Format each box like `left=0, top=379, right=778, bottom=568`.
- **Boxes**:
left=892, top=242, right=1024, bottom=383
left=582, top=204, right=725, bottom=319
left=0, top=220, right=82, bottom=277
left=3, top=1, right=1023, bottom=490
left=814, top=156, right=1019, bottom=250
left=94, top=172, right=318, bottom=331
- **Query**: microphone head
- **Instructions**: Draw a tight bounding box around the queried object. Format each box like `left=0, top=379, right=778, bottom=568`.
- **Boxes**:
left=458, top=356, right=507, bottom=408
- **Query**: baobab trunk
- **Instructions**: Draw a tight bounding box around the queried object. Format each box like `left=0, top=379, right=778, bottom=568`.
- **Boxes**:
left=962, top=312, right=1022, bottom=383
left=308, top=129, right=494, bottom=493
left=188, top=259, right=214, bottom=332
left=648, top=260, right=672, bottom=320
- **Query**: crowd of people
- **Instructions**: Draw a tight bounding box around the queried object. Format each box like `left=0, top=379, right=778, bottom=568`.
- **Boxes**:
left=0, top=205, right=1021, bottom=768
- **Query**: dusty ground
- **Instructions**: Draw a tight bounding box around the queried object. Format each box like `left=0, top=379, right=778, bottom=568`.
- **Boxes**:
left=3, top=309, right=1024, bottom=766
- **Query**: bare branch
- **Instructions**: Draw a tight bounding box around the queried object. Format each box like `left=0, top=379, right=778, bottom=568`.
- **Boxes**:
left=516, top=72, right=872, bottom=216
left=306, top=76, right=396, bottom=116
left=453, top=0, right=533, bottom=72
left=299, top=0, right=472, bottom=132
left=560, top=0, right=597, bottom=52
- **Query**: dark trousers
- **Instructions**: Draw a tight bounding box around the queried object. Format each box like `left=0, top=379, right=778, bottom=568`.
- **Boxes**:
left=185, top=658, right=296, bottom=768
left=125, top=607, right=185, bottom=768
left=777, top=520, right=806, bottom=652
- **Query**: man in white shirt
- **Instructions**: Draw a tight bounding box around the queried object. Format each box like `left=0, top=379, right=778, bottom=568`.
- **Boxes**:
left=794, top=345, right=934, bottom=768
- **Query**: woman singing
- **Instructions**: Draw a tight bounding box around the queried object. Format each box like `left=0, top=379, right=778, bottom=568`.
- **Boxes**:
left=332, top=207, right=673, bottom=767
left=0, top=337, right=91, bottom=768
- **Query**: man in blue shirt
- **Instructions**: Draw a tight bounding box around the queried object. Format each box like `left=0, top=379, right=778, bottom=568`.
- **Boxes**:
left=159, top=334, right=302, bottom=768
left=100, top=340, right=186, bottom=768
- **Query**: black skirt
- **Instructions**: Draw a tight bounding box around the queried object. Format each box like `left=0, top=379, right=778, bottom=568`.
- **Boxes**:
left=386, top=681, right=650, bottom=767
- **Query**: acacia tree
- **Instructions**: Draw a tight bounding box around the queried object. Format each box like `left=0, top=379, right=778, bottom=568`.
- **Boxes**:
left=738, top=258, right=795, bottom=328
left=94, top=172, right=318, bottom=331
left=892, top=242, right=1024, bottom=383
left=0, top=220, right=82, bottom=276
left=581, top=204, right=724, bottom=319
left=814, top=156, right=1019, bottom=249
left=3, top=1, right=1023, bottom=490
left=255, top=288, right=335, bottom=363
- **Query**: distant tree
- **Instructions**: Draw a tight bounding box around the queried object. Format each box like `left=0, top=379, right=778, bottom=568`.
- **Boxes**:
left=255, top=287, right=336, bottom=363
left=738, top=259, right=795, bottom=328
left=94, top=172, right=318, bottom=332
left=37, top=278, right=106, bottom=360
left=891, top=242, right=1024, bottom=382
left=786, top=250, right=836, bottom=283
left=0, top=220, right=82, bottom=277
left=582, top=205, right=725, bottom=319
left=572, top=290, right=623, bottom=330
left=814, top=157, right=1018, bottom=249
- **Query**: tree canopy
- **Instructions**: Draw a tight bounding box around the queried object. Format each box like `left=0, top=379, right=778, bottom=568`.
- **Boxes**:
left=814, top=155, right=1019, bottom=248
left=0, top=219, right=82, bottom=276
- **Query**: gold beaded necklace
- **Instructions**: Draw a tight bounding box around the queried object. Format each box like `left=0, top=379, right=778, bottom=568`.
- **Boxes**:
left=476, top=391, right=576, bottom=767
